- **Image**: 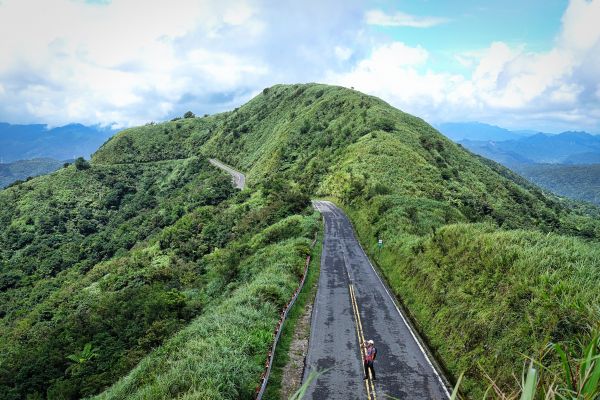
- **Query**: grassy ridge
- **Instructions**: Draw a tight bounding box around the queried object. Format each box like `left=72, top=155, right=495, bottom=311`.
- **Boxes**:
left=91, top=83, right=600, bottom=397
left=263, top=222, right=323, bottom=400
left=95, top=217, right=318, bottom=399
left=3, top=83, right=600, bottom=399
left=136, top=83, right=598, bottom=397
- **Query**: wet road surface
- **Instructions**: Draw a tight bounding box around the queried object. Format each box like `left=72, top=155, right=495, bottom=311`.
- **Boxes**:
left=303, top=201, right=450, bottom=400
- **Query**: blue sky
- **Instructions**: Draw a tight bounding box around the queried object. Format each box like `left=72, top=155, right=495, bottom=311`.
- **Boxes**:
left=0, top=0, right=598, bottom=133
left=369, top=0, right=568, bottom=74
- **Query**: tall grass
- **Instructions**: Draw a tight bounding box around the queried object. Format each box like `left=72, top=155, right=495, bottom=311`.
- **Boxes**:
left=263, top=228, right=323, bottom=399
left=446, top=333, right=600, bottom=399
left=352, top=217, right=600, bottom=398
left=94, top=214, right=320, bottom=400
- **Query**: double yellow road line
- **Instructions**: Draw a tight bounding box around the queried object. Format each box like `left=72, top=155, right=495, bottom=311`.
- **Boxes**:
left=349, top=283, right=377, bottom=400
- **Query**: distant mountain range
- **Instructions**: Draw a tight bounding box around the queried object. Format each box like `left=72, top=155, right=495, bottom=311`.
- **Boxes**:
left=460, top=132, right=600, bottom=165
left=438, top=122, right=600, bottom=205
left=0, top=122, right=117, bottom=163
left=0, top=158, right=67, bottom=188
left=436, top=122, right=532, bottom=142
left=438, top=123, right=600, bottom=165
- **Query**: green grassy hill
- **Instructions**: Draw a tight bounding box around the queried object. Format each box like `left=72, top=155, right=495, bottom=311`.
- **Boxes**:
left=2, top=83, right=599, bottom=399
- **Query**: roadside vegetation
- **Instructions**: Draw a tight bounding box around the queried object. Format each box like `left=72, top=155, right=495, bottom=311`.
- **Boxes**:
left=0, top=151, right=317, bottom=398
left=262, top=226, right=323, bottom=400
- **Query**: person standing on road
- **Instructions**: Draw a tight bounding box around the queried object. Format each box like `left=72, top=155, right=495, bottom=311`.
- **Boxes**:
left=363, top=339, right=377, bottom=380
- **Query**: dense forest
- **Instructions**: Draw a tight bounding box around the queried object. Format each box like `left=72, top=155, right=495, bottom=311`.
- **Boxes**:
left=513, top=163, right=600, bottom=206
left=0, top=151, right=316, bottom=398
left=1, top=83, right=599, bottom=399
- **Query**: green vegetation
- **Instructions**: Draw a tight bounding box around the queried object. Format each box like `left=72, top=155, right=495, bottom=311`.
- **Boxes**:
left=95, top=211, right=319, bottom=400
left=2, top=83, right=599, bottom=399
left=513, top=163, right=600, bottom=206
left=0, top=150, right=318, bottom=398
left=0, top=158, right=66, bottom=188
left=263, top=226, right=322, bottom=400
left=171, top=83, right=600, bottom=397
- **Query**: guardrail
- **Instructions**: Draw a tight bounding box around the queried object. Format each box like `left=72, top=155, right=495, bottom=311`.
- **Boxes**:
left=254, top=234, right=318, bottom=399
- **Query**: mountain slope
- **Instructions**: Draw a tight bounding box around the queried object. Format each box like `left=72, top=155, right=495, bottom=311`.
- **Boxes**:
left=0, top=153, right=317, bottom=399
left=95, top=83, right=600, bottom=397
left=514, top=163, right=600, bottom=205
left=2, top=83, right=600, bottom=399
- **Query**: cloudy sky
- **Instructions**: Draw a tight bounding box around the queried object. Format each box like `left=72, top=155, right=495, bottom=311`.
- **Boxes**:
left=0, top=0, right=599, bottom=133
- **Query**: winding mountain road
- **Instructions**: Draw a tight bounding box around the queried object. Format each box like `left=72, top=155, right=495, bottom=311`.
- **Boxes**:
left=209, top=160, right=450, bottom=399
left=208, top=158, right=246, bottom=189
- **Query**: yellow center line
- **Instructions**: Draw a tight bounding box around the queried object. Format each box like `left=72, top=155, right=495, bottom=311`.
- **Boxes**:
left=349, top=284, right=377, bottom=400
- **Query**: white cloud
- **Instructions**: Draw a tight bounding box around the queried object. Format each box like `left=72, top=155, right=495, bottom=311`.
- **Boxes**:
left=0, top=0, right=269, bottom=126
left=328, top=0, right=600, bottom=132
left=329, top=42, right=453, bottom=113
left=559, top=0, right=600, bottom=52
left=0, top=0, right=598, bottom=133
left=365, top=9, right=448, bottom=28
left=0, top=0, right=370, bottom=127
left=334, top=46, right=353, bottom=61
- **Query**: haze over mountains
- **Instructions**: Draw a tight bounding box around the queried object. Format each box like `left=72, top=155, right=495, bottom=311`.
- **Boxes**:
left=0, top=122, right=117, bottom=187
left=438, top=122, right=600, bottom=164
left=0, top=158, right=67, bottom=188
left=437, top=122, right=600, bottom=205
left=0, top=122, right=116, bottom=163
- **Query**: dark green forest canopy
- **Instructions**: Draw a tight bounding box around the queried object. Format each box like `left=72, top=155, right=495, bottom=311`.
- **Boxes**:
left=1, top=83, right=599, bottom=399
left=513, top=163, right=600, bottom=206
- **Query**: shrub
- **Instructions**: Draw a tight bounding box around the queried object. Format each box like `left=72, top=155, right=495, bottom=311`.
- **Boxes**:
left=74, top=157, right=90, bottom=170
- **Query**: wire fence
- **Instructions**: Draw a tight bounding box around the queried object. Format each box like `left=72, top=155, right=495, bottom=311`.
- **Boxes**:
left=254, top=233, right=318, bottom=399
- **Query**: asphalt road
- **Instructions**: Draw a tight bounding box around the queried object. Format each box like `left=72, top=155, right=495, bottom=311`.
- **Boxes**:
left=208, top=158, right=246, bottom=189
left=207, top=160, right=449, bottom=399
left=303, top=201, right=450, bottom=400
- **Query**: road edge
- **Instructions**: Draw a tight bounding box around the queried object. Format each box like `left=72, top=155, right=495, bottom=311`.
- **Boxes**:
left=323, top=199, right=454, bottom=398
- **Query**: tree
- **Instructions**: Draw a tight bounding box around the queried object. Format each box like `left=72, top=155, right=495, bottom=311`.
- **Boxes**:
left=183, top=111, right=195, bottom=119
left=74, top=157, right=90, bottom=170
left=66, top=343, right=98, bottom=375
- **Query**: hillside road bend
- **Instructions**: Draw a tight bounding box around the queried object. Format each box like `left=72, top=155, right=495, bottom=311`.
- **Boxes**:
left=303, top=201, right=450, bottom=400
left=208, top=160, right=449, bottom=399
left=208, top=158, right=246, bottom=189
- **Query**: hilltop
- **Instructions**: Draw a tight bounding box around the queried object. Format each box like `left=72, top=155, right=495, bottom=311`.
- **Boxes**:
left=95, top=83, right=600, bottom=395
left=1, top=84, right=599, bottom=399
